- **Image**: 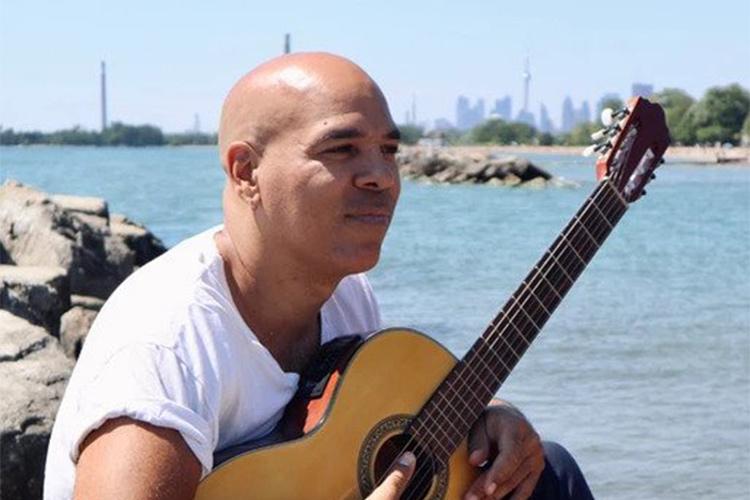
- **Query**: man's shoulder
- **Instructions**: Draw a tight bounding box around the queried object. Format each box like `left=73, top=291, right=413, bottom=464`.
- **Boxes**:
left=80, top=226, right=232, bottom=354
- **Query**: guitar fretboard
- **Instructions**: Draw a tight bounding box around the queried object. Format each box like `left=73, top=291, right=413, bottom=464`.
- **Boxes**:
left=408, top=179, right=629, bottom=465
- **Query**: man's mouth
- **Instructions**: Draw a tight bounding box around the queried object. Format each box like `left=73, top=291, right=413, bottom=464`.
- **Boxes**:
left=344, top=212, right=392, bottom=225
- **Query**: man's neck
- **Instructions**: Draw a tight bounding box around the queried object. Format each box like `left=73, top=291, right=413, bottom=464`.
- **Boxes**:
left=214, top=228, right=339, bottom=372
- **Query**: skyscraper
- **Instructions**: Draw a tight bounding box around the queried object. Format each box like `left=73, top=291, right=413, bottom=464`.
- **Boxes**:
left=100, top=61, right=107, bottom=132
left=456, top=95, right=471, bottom=129
left=455, top=96, right=485, bottom=130
left=492, top=96, right=512, bottom=121
left=561, top=96, right=575, bottom=133
left=577, top=100, right=591, bottom=125
left=538, top=104, right=554, bottom=133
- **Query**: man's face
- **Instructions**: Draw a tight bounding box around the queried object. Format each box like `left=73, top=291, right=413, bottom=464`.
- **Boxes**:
left=255, top=87, right=401, bottom=277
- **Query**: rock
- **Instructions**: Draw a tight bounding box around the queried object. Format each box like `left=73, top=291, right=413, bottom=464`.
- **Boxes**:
left=397, top=148, right=557, bottom=187
left=0, top=311, right=73, bottom=500
left=70, top=294, right=105, bottom=311
left=0, top=265, right=70, bottom=337
left=110, top=214, right=166, bottom=267
left=50, top=194, right=108, bottom=218
left=521, top=177, right=548, bottom=189
left=0, top=181, right=135, bottom=298
left=59, top=306, right=98, bottom=359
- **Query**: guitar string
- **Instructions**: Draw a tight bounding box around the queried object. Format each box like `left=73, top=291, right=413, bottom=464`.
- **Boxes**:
left=399, top=179, right=627, bottom=500
left=336, top=179, right=624, bottom=500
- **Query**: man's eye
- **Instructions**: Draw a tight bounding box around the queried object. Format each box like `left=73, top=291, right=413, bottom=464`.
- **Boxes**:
left=323, top=144, right=357, bottom=155
left=381, top=144, right=399, bottom=156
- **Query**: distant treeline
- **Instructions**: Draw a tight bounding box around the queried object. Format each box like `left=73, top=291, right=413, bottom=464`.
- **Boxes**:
left=3, top=84, right=748, bottom=148
left=400, top=83, right=750, bottom=147
left=0, top=122, right=217, bottom=147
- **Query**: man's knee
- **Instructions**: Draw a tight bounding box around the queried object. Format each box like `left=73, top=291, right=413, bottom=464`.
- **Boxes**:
left=530, top=441, right=594, bottom=500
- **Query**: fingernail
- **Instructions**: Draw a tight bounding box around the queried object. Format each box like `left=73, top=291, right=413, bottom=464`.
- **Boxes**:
left=398, top=452, right=415, bottom=467
left=469, top=450, right=483, bottom=463
left=486, top=482, right=497, bottom=495
left=465, top=494, right=479, bottom=500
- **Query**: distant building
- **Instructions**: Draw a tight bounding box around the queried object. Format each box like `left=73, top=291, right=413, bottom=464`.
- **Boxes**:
left=492, top=96, right=512, bottom=121
left=631, top=82, right=654, bottom=98
left=516, top=109, right=535, bottom=128
left=576, top=100, right=591, bottom=125
left=561, top=96, right=576, bottom=133
left=538, top=104, right=554, bottom=133
left=455, top=95, right=485, bottom=130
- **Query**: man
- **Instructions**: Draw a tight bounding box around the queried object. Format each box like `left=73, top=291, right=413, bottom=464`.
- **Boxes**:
left=44, top=53, right=593, bottom=499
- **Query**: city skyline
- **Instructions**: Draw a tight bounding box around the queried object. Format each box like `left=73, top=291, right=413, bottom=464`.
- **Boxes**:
left=1, top=0, right=748, bottom=133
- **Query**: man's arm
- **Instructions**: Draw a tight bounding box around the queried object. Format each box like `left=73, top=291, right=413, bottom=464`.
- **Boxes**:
left=74, top=417, right=202, bottom=500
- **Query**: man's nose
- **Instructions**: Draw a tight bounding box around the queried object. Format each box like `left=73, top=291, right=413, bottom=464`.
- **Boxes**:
left=353, top=156, right=399, bottom=192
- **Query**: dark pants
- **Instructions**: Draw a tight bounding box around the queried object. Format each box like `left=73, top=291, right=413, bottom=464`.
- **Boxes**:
left=527, top=441, right=594, bottom=500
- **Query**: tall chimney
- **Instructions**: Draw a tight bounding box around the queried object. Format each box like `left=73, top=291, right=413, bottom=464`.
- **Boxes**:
left=100, top=61, right=107, bottom=131
left=284, top=34, right=291, bottom=54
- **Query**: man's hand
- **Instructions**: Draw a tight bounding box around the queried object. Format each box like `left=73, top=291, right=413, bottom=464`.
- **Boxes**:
left=464, top=402, right=544, bottom=500
left=366, top=452, right=416, bottom=500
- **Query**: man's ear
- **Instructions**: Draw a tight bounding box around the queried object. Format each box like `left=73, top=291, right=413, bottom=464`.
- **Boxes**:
left=225, top=141, right=261, bottom=208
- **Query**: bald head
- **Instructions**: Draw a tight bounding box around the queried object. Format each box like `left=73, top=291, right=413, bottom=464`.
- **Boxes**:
left=218, top=52, right=391, bottom=169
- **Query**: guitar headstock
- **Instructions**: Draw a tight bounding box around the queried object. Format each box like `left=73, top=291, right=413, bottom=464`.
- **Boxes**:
left=583, top=97, right=671, bottom=203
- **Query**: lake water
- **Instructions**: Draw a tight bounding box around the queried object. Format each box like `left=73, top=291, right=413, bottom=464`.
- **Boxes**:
left=2, top=146, right=749, bottom=499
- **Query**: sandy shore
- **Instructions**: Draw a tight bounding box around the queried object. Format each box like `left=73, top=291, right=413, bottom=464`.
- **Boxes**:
left=409, top=145, right=749, bottom=165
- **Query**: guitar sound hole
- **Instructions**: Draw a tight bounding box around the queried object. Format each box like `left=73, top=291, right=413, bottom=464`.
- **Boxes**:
left=373, top=433, right=436, bottom=500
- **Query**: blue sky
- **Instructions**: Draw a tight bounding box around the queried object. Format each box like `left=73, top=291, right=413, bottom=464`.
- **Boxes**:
left=1, top=0, right=749, bottom=132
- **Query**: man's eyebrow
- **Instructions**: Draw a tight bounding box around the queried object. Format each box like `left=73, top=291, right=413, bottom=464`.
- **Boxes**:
left=317, top=127, right=365, bottom=142
left=315, top=127, right=401, bottom=143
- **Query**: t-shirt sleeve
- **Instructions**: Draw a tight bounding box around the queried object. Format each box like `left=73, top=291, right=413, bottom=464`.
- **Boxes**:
left=68, top=343, right=217, bottom=477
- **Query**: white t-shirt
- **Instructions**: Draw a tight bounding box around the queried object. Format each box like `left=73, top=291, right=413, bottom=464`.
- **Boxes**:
left=43, top=226, right=382, bottom=499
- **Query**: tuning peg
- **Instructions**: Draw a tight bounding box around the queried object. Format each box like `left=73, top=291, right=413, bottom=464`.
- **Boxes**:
left=600, top=108, right=614, bottom=127
left=642, top=190, right=647, bottom=196
left=650, top=173, right=656, bottom=180
left=582, top=144, right=598, bottom=157
left=590, top=129, right=608, bottom=141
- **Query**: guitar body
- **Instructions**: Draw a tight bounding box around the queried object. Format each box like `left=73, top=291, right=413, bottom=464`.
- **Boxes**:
left=195, top=329, right=478, bottom=499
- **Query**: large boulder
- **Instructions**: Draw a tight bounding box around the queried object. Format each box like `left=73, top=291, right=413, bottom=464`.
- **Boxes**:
left=110, top=214, right=166, bottom=267
left=0, top=266, right=70, bottom=337
left=0, top=311, right=74, bottom=500
left=397, top=148, right=557, bottom=187
left=59, top=306, right=98, bottom=359
left=0, top=181, right=135, bottom=298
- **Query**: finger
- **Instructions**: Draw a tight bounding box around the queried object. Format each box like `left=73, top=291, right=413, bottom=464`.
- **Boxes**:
left=368, top=452, right=416, bottom=500
left=488, top=449, right=540, bottom=499
left=463, top=469, right=492, bottom=500
left=508, top=469, right=542, bottom=500
left=466, top=414, right=491, bottom=467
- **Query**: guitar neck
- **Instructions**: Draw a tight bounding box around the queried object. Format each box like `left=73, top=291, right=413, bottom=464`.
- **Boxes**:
left=408, top=178, right=629, bottom=464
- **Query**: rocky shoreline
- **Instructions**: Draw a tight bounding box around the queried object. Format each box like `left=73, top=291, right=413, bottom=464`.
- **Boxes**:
left=396, top=147, right=577, bottom=187
left=0, top=180, right=166, bottom=499
left=406, top=145, right=750, bottom=165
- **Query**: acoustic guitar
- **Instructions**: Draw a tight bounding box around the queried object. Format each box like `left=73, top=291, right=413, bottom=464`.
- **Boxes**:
left=195, top=97, right=670, bottom=499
